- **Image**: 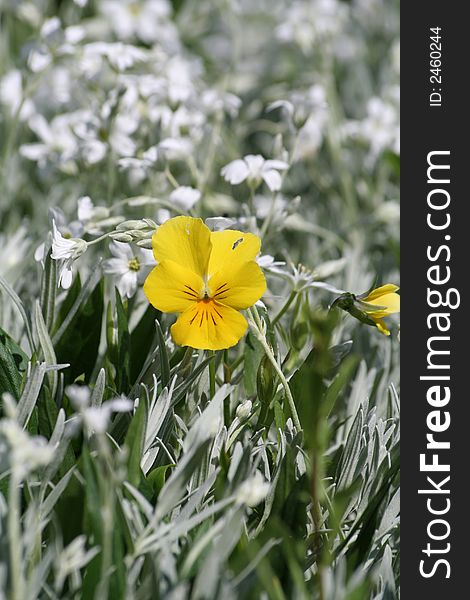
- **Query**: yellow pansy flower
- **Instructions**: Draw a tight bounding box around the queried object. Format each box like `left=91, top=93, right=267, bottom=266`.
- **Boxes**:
left=144, top=216, right=266, bottom=350
left=332, top=283, right=400, bottom=336
left=357, top=284, right=400, bottom=336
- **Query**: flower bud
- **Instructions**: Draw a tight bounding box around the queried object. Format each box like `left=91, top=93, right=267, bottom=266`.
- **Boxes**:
left=256, top=355, right=274, bottom=403
left=109, top=232, right=133, bottom=243
left=235, top=400, right=252, bottom=421
left=136, top=239, right=153, bottom=249
left=116, top=220, right=148, bottom=231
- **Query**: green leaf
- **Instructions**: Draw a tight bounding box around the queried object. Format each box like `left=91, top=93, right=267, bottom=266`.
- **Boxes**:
left=243, top=330, right=264, bottom=396
left=55, top=279, right=104, bottom=384
left=0, top=274, right=35, bottom=353
left=129, top=305, right=159, bottom=383
left=0, top=327, right=27, bottom=400
left=335, top=407, right=364, bottom=491
left=146, top=464, right=174, bottom=499
left=115, top=290, right=130, bottom=392
left=155, top=319, right=170, bottom=389
left=35, top=300, right=58, bottom=397
left=39, top=243, right=57, bottom=331
left=124, top=395, right=148, bottom=488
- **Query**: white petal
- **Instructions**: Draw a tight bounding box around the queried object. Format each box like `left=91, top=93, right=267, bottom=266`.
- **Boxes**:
left=263, top=159, right=289, bottom=171
left=59, top=264, right=73, bottom=289
left=106, top=397, right=133, bottom=412
left=118, top=271, right=137, bottom=298
left=109, top=240, right=133, bottom=260
left=102, top=258, right=128, bottom=275
left=169, top=186, right=201, bottom=211
left=138, top=248, right=156, bottom=266
left=51, top=221, right=76, bottom=260
left=77, top=196, right=93, bottom=222
left=243, top=154, right=265, bottom=176
left=262, top=169, right=283, bottom=191
left=257, top=254, right=274, bottom=268
left=221, top=159, right=250, bottom=185
left=19, top=143, right=48, bottom=161
left=267, top=100, right=294, bottom=116
left=34, top=242, right=45, bottom=263
left=205, top=217, right=237, bottom=231
left=84, top=140, right=107, bottom=164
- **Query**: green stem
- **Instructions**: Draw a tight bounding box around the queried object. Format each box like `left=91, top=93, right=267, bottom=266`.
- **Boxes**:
left=209, top=351, right=216, bottom=398
left=248, top=307, right=302, bottom=432
left=311, top=451, right=326, bottom=600
left=165, top=165, right=179, bottom=189
left=8, top=472, right=24, bottom=600
left=272, top=290, right=298, bottom=326
left=86, top=232, right=111, bottom=247
left=96, top=437, right=114, bottom=600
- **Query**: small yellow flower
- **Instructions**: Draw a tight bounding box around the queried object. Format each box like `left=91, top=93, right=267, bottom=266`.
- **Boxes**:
left=144, top=216, right=266, bottom=350
left=358, top=284, right=400, bottom=336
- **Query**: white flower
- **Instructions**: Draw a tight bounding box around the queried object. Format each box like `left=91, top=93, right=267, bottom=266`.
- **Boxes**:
left=103, top=241, right=155, bottom=298
left=66, top=385, right=91, bottom=409
left=342, top=97, right=399, bottom=163
left=82, top=399, right=132, bottom=434
left=20, top=112, right=86, bottom=171
left=236, top=472, right=270, bottom=507
left=200, top=89, right=241, bottom=118
left=73, top=105, right=139, bottom=165
left=118, top=146, right=159, bottom=184
left=257, top=254, right=286, bottom=273
left=269, top=84, right=328, bottom=129
left=51, top=220, right=87, bottom=289
left=169, top=186, right=201, bottom=211
left=221, top=154, right=289, bottom=192
left=361, top=97, right=399, bottom=158
left=276, top=0, right=347, bottom=52
left=66, top=385, right=133, bottom=435
left=82, top=42, right=146, bottom=72
left=55, top=535, right=99, bottom=594
left=101, top=0, right=178, bottom=49
left=0, top=70, right=35, bottom=120
left=0, top=417, right=54, bottom=480
left=157, top=137, right=193, bottom=161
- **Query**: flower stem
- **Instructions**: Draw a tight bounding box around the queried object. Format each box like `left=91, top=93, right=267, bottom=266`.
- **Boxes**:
left=8, top=472, right=24, bottom=600
left=165, top=165, right=179, bottom=189
left=209, top=351, right=216, bottom=398
left=86, top=232, right=111, bottom=246
left=272, top=289, right=297, bottom=326
left=248, top=307, right=302, bottom=432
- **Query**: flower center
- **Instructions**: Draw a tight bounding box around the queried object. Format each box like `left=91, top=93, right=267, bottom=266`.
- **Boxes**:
left=128, top=257, right=141, bottom=272
left=129, top=2, right=141, bottom=16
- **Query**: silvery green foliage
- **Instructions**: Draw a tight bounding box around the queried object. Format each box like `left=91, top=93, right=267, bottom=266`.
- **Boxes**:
left=0, top=0, right=399, bottom=598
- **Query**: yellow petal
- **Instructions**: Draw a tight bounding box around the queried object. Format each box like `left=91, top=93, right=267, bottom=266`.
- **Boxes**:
left=363, top=284, right=399, bottom=302
left=373, top=317, right=391, bottom=336
left=144, top=260, right=204, bottom=313
left=171, top=300, right=248, bottom=350
left=209, top=261, right=266, bottom=310
left=208, top=230, right=261, bottom=278
left=364, top=292, right=400, bottom=317
left=151, top=216, right=211, bottom=279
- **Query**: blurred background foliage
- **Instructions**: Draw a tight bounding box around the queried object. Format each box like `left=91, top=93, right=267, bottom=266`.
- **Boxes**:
left=0, top=0, right=399, bottom=598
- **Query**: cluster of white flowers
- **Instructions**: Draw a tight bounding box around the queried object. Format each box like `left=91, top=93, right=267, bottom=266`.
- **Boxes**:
left=0, top=0, right=399, bottom=306
left=66, top=384, right=133, bottom=435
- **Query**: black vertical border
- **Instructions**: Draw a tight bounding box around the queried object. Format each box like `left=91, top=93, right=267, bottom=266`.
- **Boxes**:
left=401, top=2, right=466, bottom=596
